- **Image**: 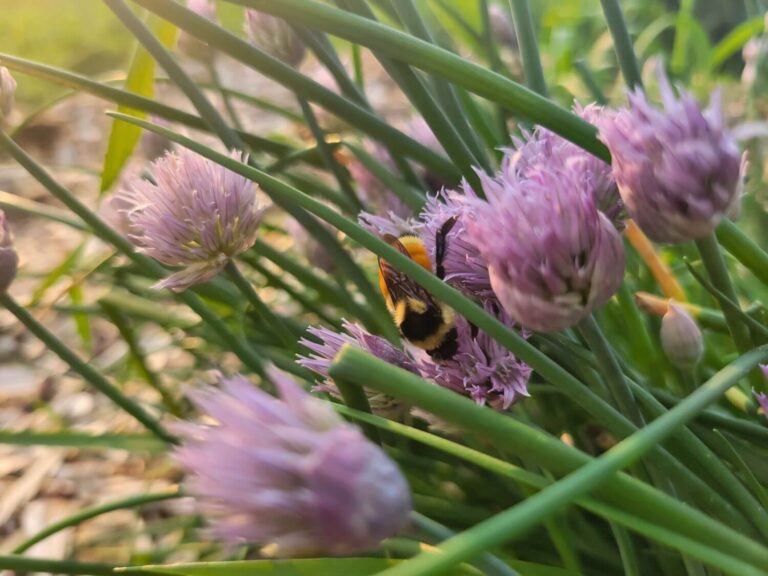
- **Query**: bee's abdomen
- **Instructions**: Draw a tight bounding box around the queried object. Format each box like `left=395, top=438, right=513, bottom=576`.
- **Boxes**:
left=400, top=305, right=458, bottom=361
left=400, top=306, right=444, bottom=342
left=426, top=327, right=458, bottom=361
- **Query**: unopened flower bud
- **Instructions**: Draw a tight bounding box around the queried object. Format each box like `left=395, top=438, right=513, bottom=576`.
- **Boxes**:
left=0, top=66, right=17, bottom=121
left=660, top=302, right=704, bottom=369
left=599, top=68, right=743, bottom=243
left=244, top=10, right=306, bottom=67
left=0, top=210, right=18, bottom=292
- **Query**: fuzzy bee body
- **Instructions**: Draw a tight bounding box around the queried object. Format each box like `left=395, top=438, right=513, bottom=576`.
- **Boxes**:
left=378, top=218, right=459, bottom=361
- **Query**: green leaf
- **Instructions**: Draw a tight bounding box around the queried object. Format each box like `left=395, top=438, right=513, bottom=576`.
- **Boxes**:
left=118, top=559, right=476, bottom=576
left=710, top=15, right=766, bottom=71
left=0, top=430, right=166, bottom=452
left=101, top=15, right=177, bottom=193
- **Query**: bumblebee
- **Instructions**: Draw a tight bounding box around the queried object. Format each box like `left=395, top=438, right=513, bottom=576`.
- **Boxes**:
left=378, top=217, right=458, bottom=361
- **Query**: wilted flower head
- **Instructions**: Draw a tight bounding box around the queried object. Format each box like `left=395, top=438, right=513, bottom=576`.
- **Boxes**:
left=418, top=306, right=531, bottom=410
left=414, top=187, right=495, bottom=302
left=179, top=0, right=218, bottom=60
left=298, top=320, right=416, bottom=417
left=347, top=142, right=412, bottom=219
left=117, top=149, right=265, bottom=292
left=0, top=210, right=18, bottom=292
left=175, top=370, right=411, bottom=556
left=467, top=166, right=625, bottom=332
left=660, top=301, right=704, bottom=369
left=598, top=69, right=743, bottom=243
left=244, top=10, right=306, bottom=67
left=0, top=66, right=17, bottom=121
left=284, top=216, right=336, bottom=275
left=186, top=0, right=216, bottom=20
left=140, top=116, right=174, bottom=161
left=742, top=13, right=768, bottom=92
left=487, top=4, right=518, bottom=49
left=508, top=103, right=625, bottom=229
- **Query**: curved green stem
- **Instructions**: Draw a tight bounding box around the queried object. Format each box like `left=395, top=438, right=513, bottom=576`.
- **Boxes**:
left=410, top=512, right=519, bottom=576
left=330, top=345, right=768, bottom=576
left=296, top=95, right=363, bottom=212
left=0, top=53, right=294, bottom=158
left=336, top=403, right=759, bottom=573
left=599, top=0, right=644, bottom=89
left=0, top=557, right=123, bottom=575
left=508, top=0, right=548, bottom=96
left=696, top=234, right=763, bottom=391
left=13, top=489, right=181, bottom=554
left=104, top=0, right=244, bottom=151
left=225, top=261, right=298, bottom=351
left=206, top=58, right=244, bottom=132
left=139, top=0, right=609, bottom=162
left=577, top=315, right=645, bottom=427
left=716, top=219, right=768, bottom=286
left=0, top=293, right=175, bottom=444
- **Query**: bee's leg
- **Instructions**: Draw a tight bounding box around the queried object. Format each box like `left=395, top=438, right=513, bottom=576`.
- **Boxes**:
left=435, top=216, right=458, bottom=280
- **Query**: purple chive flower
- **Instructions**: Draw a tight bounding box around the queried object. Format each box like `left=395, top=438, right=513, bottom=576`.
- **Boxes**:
left=660, top=302, right=704, bottom=369
left=244, top=10, right=306, bottom=67
left=414, top=187, right=495, bottom=302
left=467, top=165, right=625, bottom=332
left=753, top=373, right=768, bottom=419
left=417, top=306, right=531, bottom=410
left=0, top=210, right=18, bottom=292
left=0, top=67, right=16, bottom=121
left=598, top=69, right=744, bottom=243
left=298, top=320, right=417, bottom=417
left=508, top=103, right=625, bottom=230
left=175, top=369, right=411, bottom=556
left=116, top=149, right=265, bottom=292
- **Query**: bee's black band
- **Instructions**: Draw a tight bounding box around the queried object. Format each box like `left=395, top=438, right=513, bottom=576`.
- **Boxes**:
left=427, top=327, right=458, bottom=361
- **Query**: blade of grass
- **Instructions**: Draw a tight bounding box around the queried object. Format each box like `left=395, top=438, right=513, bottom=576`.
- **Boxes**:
left=330, top=345, right=768, bottom=575
left=101, top=14, right=177, bottom=192
left=224, top=260, right=298, bottom=351
left=213, top=0, right=612, bottom=161
left=117, top=0, right=460, bottom=180
left=333, top=0, right=484, bottom=187
left=100, top=301, right=184, bottom=416
left=103, top=0, right=244, bottom=150
left=599, top=0, right=643, bottom=89
left=696, top=234, right=763, bottom=390
left=387, top=0, right=491, bottom=169
left=343, top=142, right=426, bottom=212
left=0, top=53, right=296, bottom=158
left=245, top=257, right=341, bottom=329
left=296, top=95, right=363, bottom=212
left=13, top=489, right=181, bottom=554
left=508, top=0, right=547, bottom=96
left=716, top=219, right=768, bottom=286
left=0, top=430, right=165, bottom=451
left=0, top=293, right=175, bottom=443
left=0, top=557, right=156, bottom=576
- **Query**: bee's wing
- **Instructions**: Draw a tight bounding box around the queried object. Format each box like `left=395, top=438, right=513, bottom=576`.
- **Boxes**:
left=379, top=235, right=439, bottom=306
